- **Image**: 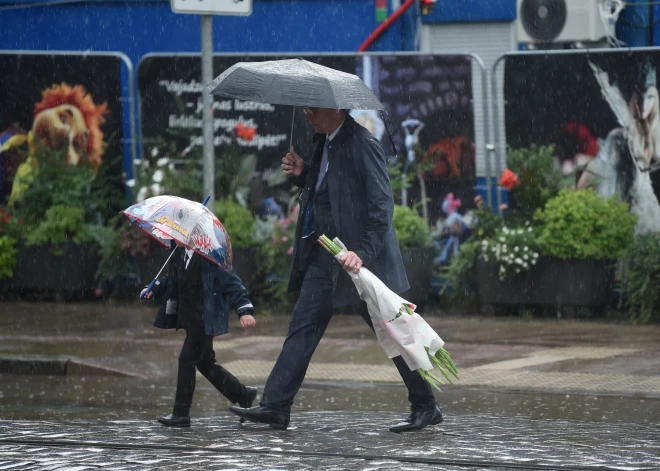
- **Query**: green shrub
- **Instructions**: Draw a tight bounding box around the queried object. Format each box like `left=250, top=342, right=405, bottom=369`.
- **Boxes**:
left=214, top=197, right=257, bottom=249
left=534, top=188, right=637, bottom=260
left=620, top=234, right=660, bottom=323
left=506, top=145, right=561, bottom=221
left=0, top=235, right=18, bottom=280
left=393, top=205, right=428, bottom=248
left=25, top=205, right=93, bottom=255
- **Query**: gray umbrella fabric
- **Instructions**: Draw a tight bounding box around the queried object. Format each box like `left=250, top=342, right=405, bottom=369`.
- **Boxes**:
left=206, top=58, right=384, bottom=111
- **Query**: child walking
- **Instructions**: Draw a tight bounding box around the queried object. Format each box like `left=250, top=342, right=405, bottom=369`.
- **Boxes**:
left=142, top=241, right=257, bottom=427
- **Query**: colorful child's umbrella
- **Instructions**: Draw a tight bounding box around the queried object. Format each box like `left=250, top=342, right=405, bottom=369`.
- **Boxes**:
left=121, top=195, right=232, bottom=299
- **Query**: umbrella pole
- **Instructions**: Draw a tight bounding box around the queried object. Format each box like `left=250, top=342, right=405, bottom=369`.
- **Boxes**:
left=139, top=195, right=208, bottom=301
left=140, top=246, right=178, bottom=301
left=289, top=106, right=296, bottom=150
left=154, top=246, right=178, bottom=280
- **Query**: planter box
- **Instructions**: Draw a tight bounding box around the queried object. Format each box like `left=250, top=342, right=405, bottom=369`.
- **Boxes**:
left=476, top=257, right=616, bottom=310
left=400, top=246, right=435, bottom=305
left=3, top=242, right=100, bottom=295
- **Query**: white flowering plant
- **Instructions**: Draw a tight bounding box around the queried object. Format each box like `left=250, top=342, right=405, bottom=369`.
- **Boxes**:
left=479, top=222, right=540, bottom=280
left=125, top=145, right=183, bottom=203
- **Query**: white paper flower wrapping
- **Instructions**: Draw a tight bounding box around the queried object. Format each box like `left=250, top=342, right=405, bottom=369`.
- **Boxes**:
left=332, top=237, right=445, bottom=371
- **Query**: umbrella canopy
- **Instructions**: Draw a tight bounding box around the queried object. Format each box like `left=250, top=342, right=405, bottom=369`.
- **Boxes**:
left=122, top=195, right=233, bottom=270
left=207, top=58, right=384, bottom=111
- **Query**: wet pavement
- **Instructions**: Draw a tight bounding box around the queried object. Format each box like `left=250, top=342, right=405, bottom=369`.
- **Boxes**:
left=1, top=301, right=660, bottom=469
left=1, top=412, right=659, bottom=470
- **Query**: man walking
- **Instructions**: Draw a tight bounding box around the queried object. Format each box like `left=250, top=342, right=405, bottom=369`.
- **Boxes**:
left=230, top=107, right=442, bottom=433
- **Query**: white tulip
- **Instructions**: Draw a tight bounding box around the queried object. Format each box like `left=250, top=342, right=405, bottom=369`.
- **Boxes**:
left=126, top=179, right=136, bottom=188
left=152, top=169, right=164, bottom=183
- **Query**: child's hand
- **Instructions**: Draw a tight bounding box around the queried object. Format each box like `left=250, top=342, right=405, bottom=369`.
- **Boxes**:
left=240, top=314, right=256, bottom=328
left=140, top=288, right=153, bottom=300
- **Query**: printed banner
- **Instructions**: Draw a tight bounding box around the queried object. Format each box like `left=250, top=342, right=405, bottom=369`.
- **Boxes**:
left=137, top=54, right=475, bottom=227
left=504, top=51, right=660, bottom=234
left=0, top=53, right=124, bottom=205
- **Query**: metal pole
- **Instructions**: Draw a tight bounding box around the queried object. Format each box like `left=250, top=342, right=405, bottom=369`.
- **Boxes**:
left=491, top=55, right=506, bottom=213
left=201, top=15, right=215, bottom=209
left=470, top=54, right=493, bottom=208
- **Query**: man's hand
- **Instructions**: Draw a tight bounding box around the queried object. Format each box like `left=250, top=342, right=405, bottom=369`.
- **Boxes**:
left=281, top=147, right=305, bottom=177
left=140, top=288, right=153, bottom=300
left=240, top=314, right=256, bottom=328
left=339, top=251, right=363, bottom=274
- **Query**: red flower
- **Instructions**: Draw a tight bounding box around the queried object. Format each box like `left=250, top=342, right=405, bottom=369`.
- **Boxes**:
left=500, top=168, right=520, bottom=191
left=234, top=123, right=257, bottom=141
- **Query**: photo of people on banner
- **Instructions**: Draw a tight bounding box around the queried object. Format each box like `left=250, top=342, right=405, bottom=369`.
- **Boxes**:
left=0, top=54, right=123, bottom=207
left=138, top=53, right=476, bottom=268
left=505, top=51, right=660, bottom=234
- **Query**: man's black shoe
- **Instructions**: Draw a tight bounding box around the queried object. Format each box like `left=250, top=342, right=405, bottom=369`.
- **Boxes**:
left=390, top=405, right=443, bottom=433
left=237, top=387, right=258, bottom=423
left=230, top=405, right=290, bottom=430
left=405, top=406, right=444, bottom=423
left=157, top=414, right=191, bottom=428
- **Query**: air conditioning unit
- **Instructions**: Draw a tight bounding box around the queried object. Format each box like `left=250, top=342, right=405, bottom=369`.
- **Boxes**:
left=516, top=0, right=623, bottom=44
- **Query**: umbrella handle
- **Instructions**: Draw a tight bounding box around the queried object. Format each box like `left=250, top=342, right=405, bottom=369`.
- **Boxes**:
left=140, top=279, right=158, bottom=301
left=202, top=195, right=210, bottom=206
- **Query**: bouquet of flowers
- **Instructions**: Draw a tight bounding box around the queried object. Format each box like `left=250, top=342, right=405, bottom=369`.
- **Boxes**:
left=319, top=235, right=459, bottom=392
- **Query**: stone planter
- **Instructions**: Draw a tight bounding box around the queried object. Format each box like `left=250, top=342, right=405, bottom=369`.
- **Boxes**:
left=476, top=257, right=617, bottom=316
left=400, top=246, right=435, bottom=306
left=2, top=242, right=100, bottom=297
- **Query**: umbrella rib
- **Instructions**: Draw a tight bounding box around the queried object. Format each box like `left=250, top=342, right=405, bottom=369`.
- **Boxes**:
left=319, top=67, right=341, bottom=110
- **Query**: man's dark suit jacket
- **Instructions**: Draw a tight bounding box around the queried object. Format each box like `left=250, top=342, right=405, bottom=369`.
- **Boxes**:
left=288, top=113, right=409, bottom=307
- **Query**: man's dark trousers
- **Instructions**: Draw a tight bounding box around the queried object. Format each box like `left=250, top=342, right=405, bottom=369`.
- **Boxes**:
left=259, top=248, right=436, bottom=414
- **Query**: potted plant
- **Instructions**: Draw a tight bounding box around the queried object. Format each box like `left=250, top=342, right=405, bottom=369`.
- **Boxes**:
left=619, top=234, right=660, bottom=324
left=476, top=188, right=637, bottom=316
left=2, top=146, right=125, bottom=298
left=500, top=145, right=562, bottom=222
left=214, top=197, right=258, bottom=289
left=250, top=208, right=298, bottom=309
left=392, top=204, right=433, bottom=304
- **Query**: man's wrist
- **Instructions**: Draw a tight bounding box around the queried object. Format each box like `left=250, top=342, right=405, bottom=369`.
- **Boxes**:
left=354, top=249, right=369, bottom=266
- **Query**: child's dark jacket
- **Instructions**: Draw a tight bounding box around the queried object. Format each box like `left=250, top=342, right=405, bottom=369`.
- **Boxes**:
left=151, top=251, right=254, bottom=336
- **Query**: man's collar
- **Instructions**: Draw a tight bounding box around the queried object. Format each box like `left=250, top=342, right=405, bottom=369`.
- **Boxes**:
left=327, top=118, right=345, bottom=142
